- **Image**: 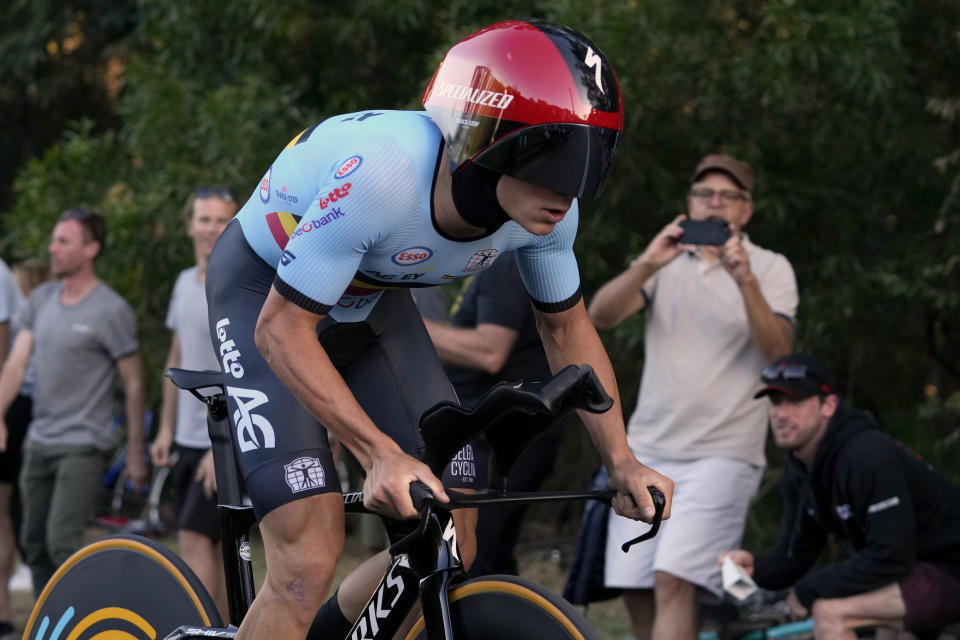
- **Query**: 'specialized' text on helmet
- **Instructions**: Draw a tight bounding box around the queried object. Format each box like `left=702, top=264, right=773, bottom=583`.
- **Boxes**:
left=422, top=19, right=624, bottom=201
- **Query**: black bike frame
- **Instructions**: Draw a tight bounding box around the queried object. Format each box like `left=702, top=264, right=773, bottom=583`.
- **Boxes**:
left=165, top=364, right=664, bottom=640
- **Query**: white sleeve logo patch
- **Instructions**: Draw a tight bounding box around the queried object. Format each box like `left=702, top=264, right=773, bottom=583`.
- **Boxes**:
left=867, top=496, right=901, bottom=514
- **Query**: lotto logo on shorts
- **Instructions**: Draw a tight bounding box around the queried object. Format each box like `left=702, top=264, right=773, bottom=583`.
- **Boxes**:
left=259, top=167, right=271, bottom=203
left=335, top=155, right=362, bottom=179
left=284, top=456, right=326, bottom=493
left=392, top=246, right=433, bottom=265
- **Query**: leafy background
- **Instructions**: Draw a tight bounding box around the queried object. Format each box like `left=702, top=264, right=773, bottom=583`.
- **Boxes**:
left=2, top=0, right=959, bottom=546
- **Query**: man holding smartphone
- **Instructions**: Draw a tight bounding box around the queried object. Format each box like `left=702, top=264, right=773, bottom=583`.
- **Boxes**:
left=587, top=154, right=798, bottom=640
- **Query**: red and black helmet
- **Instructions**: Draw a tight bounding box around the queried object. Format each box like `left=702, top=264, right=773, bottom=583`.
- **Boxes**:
left=422, top=20, right=623, bottom=201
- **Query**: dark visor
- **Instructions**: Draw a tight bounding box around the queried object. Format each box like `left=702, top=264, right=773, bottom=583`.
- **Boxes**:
left=472, top=123, right=620, bottom=200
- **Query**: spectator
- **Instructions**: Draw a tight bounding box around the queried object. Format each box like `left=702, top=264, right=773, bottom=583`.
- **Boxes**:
left=419, top=252, right=562, bottom=576
left=0, top=258, right=24, bottom=640
left=150, top=187, right=237, bottom=619
left=0, top=209, right=146, bottom=597
left=2, top=259, right=49, bottom=599
left=588, top=154, right=798, bottom=640
left=720, top=353, right=960, bottom=639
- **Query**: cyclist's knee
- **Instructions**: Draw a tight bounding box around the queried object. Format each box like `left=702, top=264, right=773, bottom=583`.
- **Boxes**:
left=811, top=598, right=846, bottom=636
left=259, top=495, right=346, bottom=619
left=453, top=508, right=477, bottom=571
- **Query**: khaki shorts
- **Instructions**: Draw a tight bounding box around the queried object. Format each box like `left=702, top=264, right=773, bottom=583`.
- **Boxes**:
left=604, top=455, right=763, bottom=597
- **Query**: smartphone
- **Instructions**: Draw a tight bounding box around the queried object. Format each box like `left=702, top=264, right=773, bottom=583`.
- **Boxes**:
left=678, top=219, right=731, bottom=245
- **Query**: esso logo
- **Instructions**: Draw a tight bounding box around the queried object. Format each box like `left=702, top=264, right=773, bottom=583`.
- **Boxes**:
left=335, top=155, right=362, bottom=179
left=392, top=247, right=433, bottom=265
left=259, top=168, right=271, bottom=203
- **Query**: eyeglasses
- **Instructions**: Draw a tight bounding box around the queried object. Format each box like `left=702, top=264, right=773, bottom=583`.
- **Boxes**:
left=195, top=186, right=234, bottom=201
left=689, top=187, right=750, bottom=204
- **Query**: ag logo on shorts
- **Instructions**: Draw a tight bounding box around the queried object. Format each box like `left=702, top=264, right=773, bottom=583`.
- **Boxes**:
left=284, top=456, right=326, bottom=493
left=226, top=386, right=276, bottom=452
left=392, top=246, right=433, bottom=265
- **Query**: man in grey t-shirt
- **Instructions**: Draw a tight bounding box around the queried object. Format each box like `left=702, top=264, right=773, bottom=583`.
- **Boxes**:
left=0, top=209, right=145, bottom=596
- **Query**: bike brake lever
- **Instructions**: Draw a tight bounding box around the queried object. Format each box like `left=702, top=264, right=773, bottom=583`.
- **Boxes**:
left=620, top=486, right=666, bottom=552
left=388, top=482, right=436, bottom=555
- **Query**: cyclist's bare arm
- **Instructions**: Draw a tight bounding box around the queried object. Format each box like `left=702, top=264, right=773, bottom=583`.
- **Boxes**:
left=255, top=285, right=448, bottom=519
left=533, top=299, right=674, bottom=522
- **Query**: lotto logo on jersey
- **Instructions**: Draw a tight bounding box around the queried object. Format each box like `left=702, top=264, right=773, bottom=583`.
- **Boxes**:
left=319, top=182, right=352, bottom=209
left=259, top=168, right=271, bottom=203
left=392, top=247, right=433, bottom=265
left=335, top=155, right=362, bottom=179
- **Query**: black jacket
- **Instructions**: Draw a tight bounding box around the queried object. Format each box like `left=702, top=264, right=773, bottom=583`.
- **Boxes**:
left=753, top=404, right=960, bottom=608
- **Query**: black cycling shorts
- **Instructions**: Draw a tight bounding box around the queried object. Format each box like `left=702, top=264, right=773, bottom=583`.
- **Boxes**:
left=206, top=221, right=475, bottom=519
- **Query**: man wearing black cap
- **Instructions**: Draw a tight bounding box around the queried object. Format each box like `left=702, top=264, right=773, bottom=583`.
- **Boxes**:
left=720, top=354, right=960, bottom=639
left=589, top=154, right=797, bottom=639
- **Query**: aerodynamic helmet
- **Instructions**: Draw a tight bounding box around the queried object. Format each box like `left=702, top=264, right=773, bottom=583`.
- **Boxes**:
left=422, top=19, right=623, bottom=201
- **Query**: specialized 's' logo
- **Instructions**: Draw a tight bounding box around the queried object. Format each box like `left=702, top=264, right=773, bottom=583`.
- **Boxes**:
left=226, top=386, right=276, bottom=452
left=259, top=168, right=271, bottom=203
left=584, top=47, right=604, bottom=93
left=350, top=564, right=405, bottom=640
left=284, top=456, right=326, bottom=493
left=442, top=518, right=460, bottom=563
left=335, top=156, right=362, bottom=179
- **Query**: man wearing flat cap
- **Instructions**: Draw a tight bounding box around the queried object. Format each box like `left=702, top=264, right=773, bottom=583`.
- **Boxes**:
left=720, top=354, right=960, bottom=639
left=588, top=154, right=798, bottom=639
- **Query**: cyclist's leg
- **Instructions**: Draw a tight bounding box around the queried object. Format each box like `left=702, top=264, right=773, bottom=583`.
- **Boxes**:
left=206, top=222, right=346, bottom=640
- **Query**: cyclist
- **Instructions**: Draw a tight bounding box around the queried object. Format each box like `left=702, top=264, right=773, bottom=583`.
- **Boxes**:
left=205, top=19, right=675, bottom=640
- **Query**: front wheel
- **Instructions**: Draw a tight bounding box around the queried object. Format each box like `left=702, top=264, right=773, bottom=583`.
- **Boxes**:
left=405, top=574, right=599, bottom=640
left=23, top=533, right=222, bottom=640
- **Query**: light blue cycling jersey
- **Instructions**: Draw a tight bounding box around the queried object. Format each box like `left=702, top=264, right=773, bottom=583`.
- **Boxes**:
left=235, top=110, right=582, bottom=323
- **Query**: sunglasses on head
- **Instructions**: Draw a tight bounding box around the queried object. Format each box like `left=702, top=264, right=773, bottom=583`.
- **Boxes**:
left=195, top=186, right=234, bottom=201
left=59, top=209, right=93, bottom=221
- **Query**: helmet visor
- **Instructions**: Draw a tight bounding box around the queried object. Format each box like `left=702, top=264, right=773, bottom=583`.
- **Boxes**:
left=471, top=123, right=620, bottom=200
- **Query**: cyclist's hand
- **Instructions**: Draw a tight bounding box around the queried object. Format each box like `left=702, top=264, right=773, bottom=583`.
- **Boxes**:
left=0, top=419, right=7, bottom=452
left=608, top=459, right=674, bottom=523
left=149, top=431, right=173, bottom=467
left=126, top=454, right=149, bottom=492
left=195, top=449, right=217, bottom=499
left=363, top=448, right=448, bottom=520
left=717, top=550, right=755, bottom=576
left=785, top=589, right=809, bottom=620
